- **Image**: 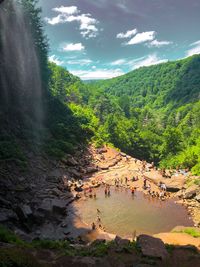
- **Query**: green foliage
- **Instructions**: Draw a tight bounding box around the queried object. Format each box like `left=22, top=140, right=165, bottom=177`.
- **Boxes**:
left=0, top=136, right=27, bottom=169
left=0, top=248, right=42, bottom=267
left=173, top=227, right=200, bottom=238
left=47, top=55, right=200, bottom=173
left=48, top=62, right=80, bottom=102
left=165, top=244, right=175, bottom=254
left=32, top=239, right=70, bottom=250
left=82, top=55, right=200, bottom=173
left=1, top=0, right=200, bottom=176
left=0, top=226, right=138, bottom=260
left=69, top=103, right=99, bottom=134
left=0, top=225, right=24, bottom=246
left=44, top=139, right=75, bottom=159
left=161, top=127, right=184, bottom=157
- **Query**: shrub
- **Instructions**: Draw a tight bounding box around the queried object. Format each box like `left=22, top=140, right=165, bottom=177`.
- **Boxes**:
left=0, top=225, right=24, bottom=246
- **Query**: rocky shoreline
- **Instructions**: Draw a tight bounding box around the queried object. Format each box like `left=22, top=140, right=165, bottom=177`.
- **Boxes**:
left=0, top=145, right=200, bottom=247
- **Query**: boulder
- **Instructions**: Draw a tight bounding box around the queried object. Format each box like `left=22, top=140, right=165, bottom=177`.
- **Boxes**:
left=49, top=188, right=62, bottom=197
left=114, top=235, right=130, bottom=247
left=38, top=198, right=68, bottom=216
left=69, top=169, right=82, bottom=178
left=86, top=166, right=98, bottom=173
left=137, top=235, right=169, bottom=260
left=114, top=235, right=130, bottom=252
left=99, top=165, right=109, bottom=170
left=183, top=185, right=199, bottom=199
left=96, top=147, right=107, bottom=154
left=16, top=204, right=33, bottom=221
left=120, top=152, right=127, bottom=157
left=32, top=211, right=45, bottom=224
left=46, top=176, right=60, bottom=183
left=48, top=168, right=63, bottom=178
left=195, top=193, right=200, bottom=202
left=145, top=173, right=186, bottom=192
left=0, top=208, right=18, bottom=222
left=38, top=199, right=52, bottom=215
left=165, top=177, right=185, bottom=192
left=0, top=196, right=11, bottom=208
left=52, top=199, right=67, bottom=214
left=14, top=229, right=32, bottom=242
left=65, top=156, right=78, bottom=166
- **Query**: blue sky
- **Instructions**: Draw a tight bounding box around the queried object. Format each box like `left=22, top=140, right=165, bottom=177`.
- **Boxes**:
left=38, top=0, right=200, bottom=80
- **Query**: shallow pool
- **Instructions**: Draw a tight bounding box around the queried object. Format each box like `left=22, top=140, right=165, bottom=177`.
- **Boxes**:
left=73, top=186, right=193, bottom=238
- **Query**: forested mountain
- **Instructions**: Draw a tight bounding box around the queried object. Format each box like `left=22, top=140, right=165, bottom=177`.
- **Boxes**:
left=89, top=56, right=200, bottom=173
left=95, top=56, right=200, bottom=109
left=0, top=0, right=199, bottom=176
left=48, top=56, right=200, bottom=175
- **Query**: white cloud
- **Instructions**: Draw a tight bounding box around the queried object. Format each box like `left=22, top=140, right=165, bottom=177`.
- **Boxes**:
left=126, top=31, right=156, bottom=45
left=147, top=39, right=173, bottom=48
left=67, top=14, right=99, bottom=38
left=110, top=55, right=167, bottom=70
left=116, top=28, right=137, bottom=39
left=116, top=3, right=129, bottom=13
left=191, top=40, right=200, bottom=46
left=49, top=55, right=64, bottom=65
left=132, top=54, right=168, bottom=69
left=62, top=43, right=85, bottom=51
left=70, top=68, right=124, bottom=80
left=118, top=28, right=172, bottom=48
left=186, top=40, right=200, bottom=57
left=110, top=59, right=127, bottom=65
left=45, top=6, right=99, bottom=38
left=67, top=59, right=92, bottom=65
left=53, top=6, right=78, bottom=15
left=46, top=15, right=64, bottom=25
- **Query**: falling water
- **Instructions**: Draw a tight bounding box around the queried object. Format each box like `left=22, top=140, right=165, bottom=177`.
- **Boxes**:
left=0, top=0, right=44, bottom=135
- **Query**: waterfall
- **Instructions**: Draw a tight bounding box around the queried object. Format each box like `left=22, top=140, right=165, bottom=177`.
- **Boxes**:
left=0, top=0, right=44, bottom=133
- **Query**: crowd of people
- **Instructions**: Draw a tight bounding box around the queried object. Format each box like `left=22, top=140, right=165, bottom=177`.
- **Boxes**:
left=63, top=158, right=176, bottom=233
left=143, top=178, right=170, bottom=200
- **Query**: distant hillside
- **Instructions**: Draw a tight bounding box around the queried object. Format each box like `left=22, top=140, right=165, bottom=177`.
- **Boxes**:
left=58, top=55, right=200, bottom=174
left=94, top=55, right=200, bottom=110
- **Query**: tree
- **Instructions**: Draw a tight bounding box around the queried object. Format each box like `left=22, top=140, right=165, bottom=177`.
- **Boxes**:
left=161, top=127, right=183, bottom=157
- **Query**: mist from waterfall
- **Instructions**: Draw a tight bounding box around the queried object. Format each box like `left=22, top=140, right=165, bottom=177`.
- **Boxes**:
left=0, top=0, right=44, bottom=134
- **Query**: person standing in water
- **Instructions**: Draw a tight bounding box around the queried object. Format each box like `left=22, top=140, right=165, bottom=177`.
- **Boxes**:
left=105, top=187, right=108, bottom=196
left=107, top=188, right=111, bottom=197
left=131, top=187, right=135, bottom=195
left=92, top=222, right=96, bottom=230
left=97, top=208, right=101, bottom=214
left=143, top=178, right=147, bottom=189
